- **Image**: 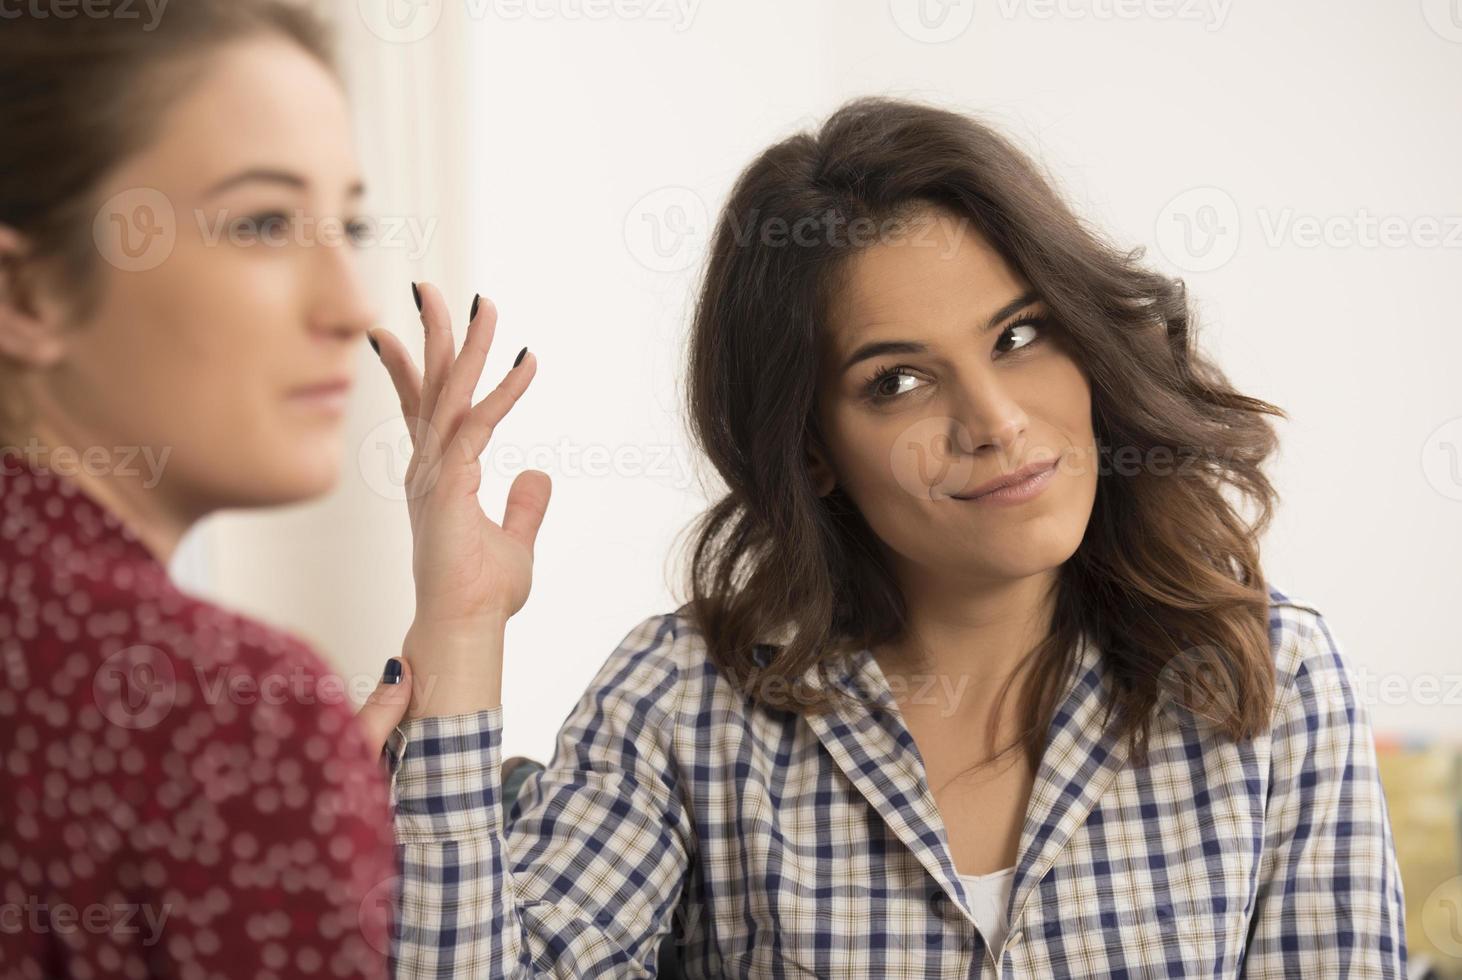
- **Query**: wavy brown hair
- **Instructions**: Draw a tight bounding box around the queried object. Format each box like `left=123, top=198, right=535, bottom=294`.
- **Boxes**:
left=679, top=96, right=1286, bottom=771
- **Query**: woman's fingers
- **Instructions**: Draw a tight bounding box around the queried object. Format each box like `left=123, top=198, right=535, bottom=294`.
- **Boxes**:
left=367, top=327, right=425, bottom=448
left=370, top=285, right=534, bottom=493
left=425, top=295, right=497, bottom=471
left=355, top=656, right=413, bottom=759
left=457, top=348, right=537, bottom=463
left=415, top=281, right=456, bottom=441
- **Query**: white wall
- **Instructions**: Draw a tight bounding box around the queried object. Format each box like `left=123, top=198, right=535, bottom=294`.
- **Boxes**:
left=189, top=0, right=1462, bottom=760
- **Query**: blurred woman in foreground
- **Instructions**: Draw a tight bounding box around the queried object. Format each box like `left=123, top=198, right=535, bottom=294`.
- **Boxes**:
left=0, top=3, right=547, bottom=976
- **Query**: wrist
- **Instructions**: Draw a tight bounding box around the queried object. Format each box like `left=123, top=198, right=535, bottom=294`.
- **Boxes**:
left=401, top=617, right=506, bottom=716
left=404, top=611, right=509, bottom=650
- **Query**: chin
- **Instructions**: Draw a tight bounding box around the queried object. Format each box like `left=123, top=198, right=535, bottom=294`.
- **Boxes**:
left=248, top=437, right=345, bottom=506
left=287, top=446, right=345, bottom=500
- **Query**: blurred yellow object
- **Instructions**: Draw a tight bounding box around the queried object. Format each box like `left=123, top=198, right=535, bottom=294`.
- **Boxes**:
left=1374, top=732, right=1462, bottom=979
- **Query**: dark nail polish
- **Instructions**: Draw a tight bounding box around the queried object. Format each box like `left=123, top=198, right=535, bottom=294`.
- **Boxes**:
left=470, top=293, right=481, bottom=321
left=382, top=657, right=403, bottom=685
left=368, top=332, right=380, bottom=356
left=513, top=346, right=528, bottom=368
left=410, top=281, right=422, bottom=313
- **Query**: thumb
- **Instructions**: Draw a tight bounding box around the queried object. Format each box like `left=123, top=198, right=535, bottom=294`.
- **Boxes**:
left=356, top=656, right=413, bottom=759
left=503, top=468, right=552, bottom=552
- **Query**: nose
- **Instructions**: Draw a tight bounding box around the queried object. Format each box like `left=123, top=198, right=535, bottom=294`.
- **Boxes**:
left=945, top=369, right=1030, bottom=469
left=306, top=231, right=376, bottom=343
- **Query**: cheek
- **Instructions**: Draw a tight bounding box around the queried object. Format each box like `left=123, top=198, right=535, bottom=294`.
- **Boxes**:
left=78, top=255, right=284, bottom=443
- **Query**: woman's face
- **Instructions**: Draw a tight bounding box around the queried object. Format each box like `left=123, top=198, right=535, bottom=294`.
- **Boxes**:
left=23, top=36, right=374, bottom=513
left=811, top=207, right=1099, bottom=589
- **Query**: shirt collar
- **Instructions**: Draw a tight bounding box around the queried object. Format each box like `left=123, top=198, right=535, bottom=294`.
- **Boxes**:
left=767, top=620, right=1123, bottom=937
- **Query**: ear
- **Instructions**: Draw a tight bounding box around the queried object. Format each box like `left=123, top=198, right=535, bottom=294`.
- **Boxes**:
left=805, top=442, right=837, bottom=497
left=0, top=225, right=68, bottom=369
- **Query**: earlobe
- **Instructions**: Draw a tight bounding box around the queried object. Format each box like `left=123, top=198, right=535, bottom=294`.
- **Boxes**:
left=0, top=225, right=67, bottom=369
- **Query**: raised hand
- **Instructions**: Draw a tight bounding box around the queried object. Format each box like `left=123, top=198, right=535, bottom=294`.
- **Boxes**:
left=366, top=282, right=551, bottom=716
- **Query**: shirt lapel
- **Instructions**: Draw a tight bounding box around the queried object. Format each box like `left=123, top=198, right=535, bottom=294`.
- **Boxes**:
left=794, top=628, right=1131, bottom=936
left=798, top=648, right=968, bottom=904
left=1003, top=629, right=1132, bottom=931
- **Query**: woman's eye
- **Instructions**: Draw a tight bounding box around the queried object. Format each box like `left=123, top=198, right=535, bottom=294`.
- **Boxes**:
left=231, top=212, right=292, bottom=243
left=864, top=367, right=926, bottom=401
left=345, top=219, right=371, bottom=245
left=994, top=316, right=1049, bottom=355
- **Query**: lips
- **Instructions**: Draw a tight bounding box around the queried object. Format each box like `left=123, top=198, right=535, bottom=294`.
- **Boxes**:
left=951, top=454, right=1060, bottom=500
left=288, top=378, right=352, bottom=398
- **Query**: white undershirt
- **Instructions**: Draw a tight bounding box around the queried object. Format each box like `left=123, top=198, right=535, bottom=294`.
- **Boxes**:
left=956, top=866, right=1017, bottom=955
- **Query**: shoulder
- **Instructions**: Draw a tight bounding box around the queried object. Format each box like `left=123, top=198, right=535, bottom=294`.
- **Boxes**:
left=1263, top=581, right=1364, bottom=730
left=582, top=604, right=752, bottom=717
left=14, top=570, right=372, bottom=764
left=583, top=608, right=690, bottom=710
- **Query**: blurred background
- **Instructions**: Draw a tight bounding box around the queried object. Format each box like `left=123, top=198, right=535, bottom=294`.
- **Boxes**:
left=168, top=1, right=1462, bottom=972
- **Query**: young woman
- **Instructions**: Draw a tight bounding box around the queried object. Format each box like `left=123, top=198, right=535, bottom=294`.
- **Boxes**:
left=370, top=102, right=1410, bottom=976
left=0, top=4, right=547, bottom=977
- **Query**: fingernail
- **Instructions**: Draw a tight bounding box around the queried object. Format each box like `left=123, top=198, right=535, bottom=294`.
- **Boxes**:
left=513, top=346, right=528, bottom=368
left=367, top=331, right=380, bottom=356
left=470, top=293, right=481, bottom=321
left=382, top=657, right=403, bottom=685
left=410, top=281, right=422, bottom=313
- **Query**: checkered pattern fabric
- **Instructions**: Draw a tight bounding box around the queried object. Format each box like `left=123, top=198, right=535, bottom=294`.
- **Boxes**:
left=383, top=586, right=1407, bottom=978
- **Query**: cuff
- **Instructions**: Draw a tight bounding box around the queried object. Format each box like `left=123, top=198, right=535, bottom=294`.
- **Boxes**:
left=388, top=706, right=505, bottom=843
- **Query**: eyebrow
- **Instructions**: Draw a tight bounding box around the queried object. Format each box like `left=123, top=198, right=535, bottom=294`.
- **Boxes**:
left=838, top=289, right=1042, bottom=376
left=203, top=167, right=366, bottom=199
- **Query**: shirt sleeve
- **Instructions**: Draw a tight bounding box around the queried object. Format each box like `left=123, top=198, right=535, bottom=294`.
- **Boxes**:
left=1240, top=610, right=1409, bottom=978
left=384, top=613, right=694, bottom=978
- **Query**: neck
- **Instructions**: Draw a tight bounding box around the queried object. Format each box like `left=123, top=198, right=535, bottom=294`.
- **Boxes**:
left=21, top=425, right=192, bottom=566
left=872, top=564, right=1060, bottom=720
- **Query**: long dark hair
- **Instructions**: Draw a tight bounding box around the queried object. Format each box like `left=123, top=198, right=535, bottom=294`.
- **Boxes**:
left=679, top=96, right=1286, bottom=771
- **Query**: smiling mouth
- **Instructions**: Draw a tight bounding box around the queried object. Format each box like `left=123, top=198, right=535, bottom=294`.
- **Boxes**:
left=948, top=456, right=1061, bottom=502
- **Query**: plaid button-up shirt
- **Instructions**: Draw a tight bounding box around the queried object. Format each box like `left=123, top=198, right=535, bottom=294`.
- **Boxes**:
left=384, top=587, right=1408, bottom=978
